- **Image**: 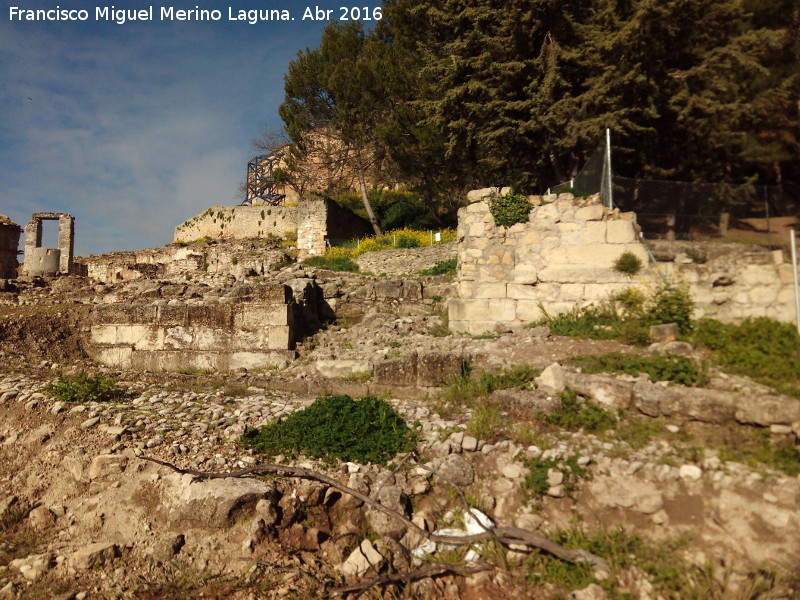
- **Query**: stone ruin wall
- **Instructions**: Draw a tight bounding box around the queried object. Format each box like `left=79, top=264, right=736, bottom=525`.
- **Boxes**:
left=0, top=214, right=21, bottom=279
left=174, top=205, right=298, bottom=243
left=449, top=193, right=649, bottom=335
left=86, top=282, right=311, bottom=372
left=650, top=242, right=798, bottom=323
left=77, top=242, right=288, bottom=284
left=174, top=198, right=372, bottom=260
left=451, top=190, right=800, bottom=334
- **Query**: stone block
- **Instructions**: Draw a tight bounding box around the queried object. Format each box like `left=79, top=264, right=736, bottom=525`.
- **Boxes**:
left=735, top=395, right=800, bottom=426
left=90, top=325, right=117, bottom=345
left=536, top=362, right=565, bottom=394
left=488, top=299, right=517, bottom=321
left=566, top=244, right=624, bottom=267
left=606, top=220, right=636, bottom=243
left=375, top=280, right=403, bottom=299
left=565, top=372, right=633, bottom=409
left=473, top=283, right=507, bottom=299
left=559, top=283, right=585, bottom=301
left=511, top=264, right=539, bottom=284
left=649, top=323, right=679, bottom=343
left=749, top=286, right=778, bottom=305
left=234, top=305, right=288, bottom=328
left=158, top=304, right=189, bottom=326
left=267, top=326, right=291, bottom=350
left=584, top=221, right=606, bottom=243
left=374, top=354, right=418, bottom=386
left=538, top=266, right=598, bottom=283
left=574, top=204, right=605, bottom=221
left=315, top=359, right=373, bottom=379
left=534, top=203, right=559, bottom=220
left=187, top=304, right=233, bottom=328
left=449, top=299, right=489, bottom=321
left=88, top=455, right=128, bottom=480
left=516, top=300, right=544, bottom=322
left=71, top=543, right=120, bottom=570
left=401, top=280, right=423, bottom=300
left=507, top=283, right=540, bottom=300
left=417, top=352, right=465, bottom=387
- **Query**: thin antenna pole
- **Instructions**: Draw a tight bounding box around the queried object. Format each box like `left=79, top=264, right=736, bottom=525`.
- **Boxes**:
left=605, top=128, right=614, bottom=210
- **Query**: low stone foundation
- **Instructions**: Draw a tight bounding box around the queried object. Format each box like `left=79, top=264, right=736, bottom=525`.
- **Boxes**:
left=86, top=283, right=308, bottom=371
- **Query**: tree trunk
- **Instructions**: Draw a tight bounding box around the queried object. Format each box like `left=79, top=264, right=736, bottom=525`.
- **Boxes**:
left=357, top=167, right=381, bottom=235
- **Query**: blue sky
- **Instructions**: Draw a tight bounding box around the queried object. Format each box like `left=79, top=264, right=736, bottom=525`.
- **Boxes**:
left=0, top=0, right=367, bottom=255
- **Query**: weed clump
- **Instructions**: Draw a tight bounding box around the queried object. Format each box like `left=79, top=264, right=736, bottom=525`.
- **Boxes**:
left=302, top=255, right=360, bottom=272
left=418, top=258, right=458, bottom=276
left=570, top=352, right=707, bottom=386
left=241, top=395, right=416, bottom=465
left=612, top=251, right=643, bottom=276
left=539, top=389, right=617, bottom=434
left=44, top=372, right=118, bottom=404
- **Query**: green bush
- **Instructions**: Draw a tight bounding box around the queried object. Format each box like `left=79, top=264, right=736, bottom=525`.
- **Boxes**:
left=418, top=258, right=458, bottom=276
left=521, top=455, right=590, bottom=501
left=489, top=193, right=532, bottom=228
left=570, top=352, right=708, bottom=386
left=44, top=372, right=118, bottom=403
left=648, top=283, right=693, bottom=334
left=302, top=255, right=360, bottom=272
left=612, top=251, right=643, bottom=277
left=396, top=234, right=421, bottom=249
left=692, top=317, right=800, bottom=397
left=240, top=395, right=416, bottom=465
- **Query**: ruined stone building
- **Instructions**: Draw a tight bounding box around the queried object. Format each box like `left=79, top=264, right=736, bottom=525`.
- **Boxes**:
left=0, top=214, right=22, bottom=278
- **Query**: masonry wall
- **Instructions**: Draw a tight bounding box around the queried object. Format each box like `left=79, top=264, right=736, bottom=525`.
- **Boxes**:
left=651, top=242, right=798, bottom=323
left=449, top=193, right=649, bottom=334
left=0, top=216, right=21, bottom=279
left=174, top=206, right=298, bottom=243
left=296, top=198, right=372, bottom=259
left=86, top=283, right=298, bottom=371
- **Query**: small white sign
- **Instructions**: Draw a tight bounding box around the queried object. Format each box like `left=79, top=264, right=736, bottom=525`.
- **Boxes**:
left=434, top=232, right=441, bottom=242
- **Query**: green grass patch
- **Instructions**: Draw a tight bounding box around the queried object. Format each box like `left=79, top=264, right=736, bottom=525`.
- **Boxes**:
left=692, top=317, right=800, bottom=398
left=439, top=364, right=538, bottom=408
left=240, top=395, right=416, bottom=465
left=520, top=455, right=590, bottom=502
left=531, top=281, right=694, bottom=344
left=539, top=389, right=617, bottom=434
left=301, top=255, right=360, bottom=272
left=418, top=258, right=457, bottom=276
left=569, top=352, right=708, bottom=386
left=718, top=428, right=800, bottom=476
left=43, top=371, right=118, bottom=403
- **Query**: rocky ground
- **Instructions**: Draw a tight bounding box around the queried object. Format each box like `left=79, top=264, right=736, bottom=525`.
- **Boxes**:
left=0, top=264, right=799, bottom=599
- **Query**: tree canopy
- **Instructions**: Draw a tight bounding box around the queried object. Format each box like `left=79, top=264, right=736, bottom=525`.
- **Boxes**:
left=276, top=0, right=799, bottom=223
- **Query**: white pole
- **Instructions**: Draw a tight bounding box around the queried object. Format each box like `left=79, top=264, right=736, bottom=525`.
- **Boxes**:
left=791, top=229, right=800, bottom=335
left=605, top=128, right=614, bottom=210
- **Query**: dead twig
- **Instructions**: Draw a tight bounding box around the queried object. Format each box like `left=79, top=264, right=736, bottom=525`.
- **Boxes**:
left=140, top=455, right=610, bottom=573
left=332, top=561, right=493, bottom=598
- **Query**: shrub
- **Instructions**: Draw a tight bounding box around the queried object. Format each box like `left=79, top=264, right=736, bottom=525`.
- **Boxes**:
left=44, top=372, right=118, bottom=403
left=613, top=251, right=643, bottom=277
left=489, top=193, right=532, bottom=228
left=569, top=352, right=708, bottom=386
left=302, top=255, right=360, bottom=272
left=240, top=395, right=416, bottom=465
left=396, top=234, right=421, bottom=248
left=647, top=283, right=693, bottom=334
left=418, top=258, right=458, bottom=276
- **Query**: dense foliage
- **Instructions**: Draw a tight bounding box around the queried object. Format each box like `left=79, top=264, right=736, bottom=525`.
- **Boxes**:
left=44, top=372, right=118, bottom=404
left=273, top=0, right=798, bottom=227
left=240, top=395, right=416, bottom=465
